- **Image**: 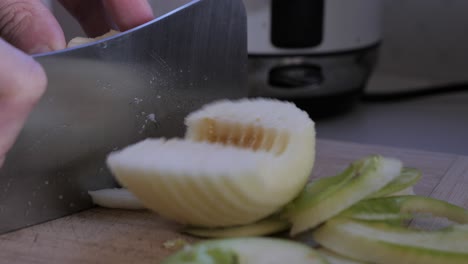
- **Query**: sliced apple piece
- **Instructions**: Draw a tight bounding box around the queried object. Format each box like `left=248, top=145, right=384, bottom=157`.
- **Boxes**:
left=107, top=98, right=315, bottom=227
left=184, top=216, right=290, bottom=238
left=370, top=167, right=421, bottom=198
left=389, top=186, right=415, bottom=196
left=161, top=237, right=327, bottom=264
left=314, top=218, right=468, bottom=264
left=317, top=248, right=366, bottom=264
left=67, top=29, right=120, bottom=48
left=338, top=195, right=468, bottom=224
left=284, top=155, right=402, bottom=235
left=88, top=188, right=146, bottom=210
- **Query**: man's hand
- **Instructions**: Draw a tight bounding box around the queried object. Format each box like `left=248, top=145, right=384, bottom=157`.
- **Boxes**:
left=0, top=0, right=154, bottom=54
left=0, top=39, right=47, bottom=167
left=0, top=0, right=154, bottom=168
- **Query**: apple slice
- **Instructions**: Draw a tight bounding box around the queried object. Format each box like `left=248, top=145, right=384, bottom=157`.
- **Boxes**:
left=184, top=216, right=290, bottom=238
left=314, top=218, right=468, bottom=264
left=284, top=155, right=402, bottom=235
left=67, top=29, right=120, bottom=48
left=107, top=98, right=315, bottom=227
left=161, top=237, right=327, bottom=264
left=387, top=186, right=415, bottom=196
left=369, top=167, right=421, bottom=198
left=317, top=248, right=365, bottom=264
left=338, top=195, right=468, bottom=224
left=88, top=188, right=146, bottom=210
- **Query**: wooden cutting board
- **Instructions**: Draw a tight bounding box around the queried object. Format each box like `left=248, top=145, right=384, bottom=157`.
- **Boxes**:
left=1, top=139, right=467, bottom=264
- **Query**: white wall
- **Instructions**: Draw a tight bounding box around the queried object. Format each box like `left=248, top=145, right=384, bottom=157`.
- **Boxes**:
left=373, top=0, right=468, bottom=86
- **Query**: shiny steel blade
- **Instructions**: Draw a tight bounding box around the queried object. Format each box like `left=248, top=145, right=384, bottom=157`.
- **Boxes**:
left=0, top=0, right=247, bottom=234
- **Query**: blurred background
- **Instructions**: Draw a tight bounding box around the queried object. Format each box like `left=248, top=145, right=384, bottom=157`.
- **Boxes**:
left=40, top=0, right=468, bottom=155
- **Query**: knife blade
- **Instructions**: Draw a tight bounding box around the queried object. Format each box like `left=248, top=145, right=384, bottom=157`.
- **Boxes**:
left=0, top=0, right=247, bottom=234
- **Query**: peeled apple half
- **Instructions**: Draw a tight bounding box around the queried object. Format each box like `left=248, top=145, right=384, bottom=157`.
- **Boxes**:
left=106, top=98, right=315, bottom=227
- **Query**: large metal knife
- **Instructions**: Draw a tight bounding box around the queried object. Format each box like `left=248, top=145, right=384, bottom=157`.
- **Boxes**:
left=0, top=0, right=247, bottom=234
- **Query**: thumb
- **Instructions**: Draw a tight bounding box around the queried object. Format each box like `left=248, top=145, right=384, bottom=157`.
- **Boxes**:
left=0, top=0, right=65, bottom=54
left=0, top=39, right=47, bottom=167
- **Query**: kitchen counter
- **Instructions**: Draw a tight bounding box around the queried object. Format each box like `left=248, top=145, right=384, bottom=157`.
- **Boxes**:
left=316, top=72, right=468, bottom=156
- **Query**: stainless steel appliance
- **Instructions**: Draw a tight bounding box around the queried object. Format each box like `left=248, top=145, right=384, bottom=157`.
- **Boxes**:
left=244, top=0, right=383, bottom=118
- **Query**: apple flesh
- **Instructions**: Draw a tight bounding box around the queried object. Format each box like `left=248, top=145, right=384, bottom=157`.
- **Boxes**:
left=88, top=188, right=145, bottom=210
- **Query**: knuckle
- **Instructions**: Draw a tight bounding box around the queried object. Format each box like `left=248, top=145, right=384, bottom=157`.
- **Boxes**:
left=0, top=1, right=34, bottom=45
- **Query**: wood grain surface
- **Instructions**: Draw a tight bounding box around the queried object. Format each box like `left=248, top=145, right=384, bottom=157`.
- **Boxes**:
left=1, top=139, right=467, bottom=264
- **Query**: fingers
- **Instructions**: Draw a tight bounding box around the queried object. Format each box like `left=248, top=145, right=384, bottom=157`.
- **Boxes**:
left=0, top=0, right=65, bottom=54
left=57, top=0, right=113, bottom=37
left=59, top=0, right=154, bottom=38
left=0, top=39, right=47, bottom=167
left=102, top=0, right=154, bottom=31
left=0, top=0, right=154, bottom=53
